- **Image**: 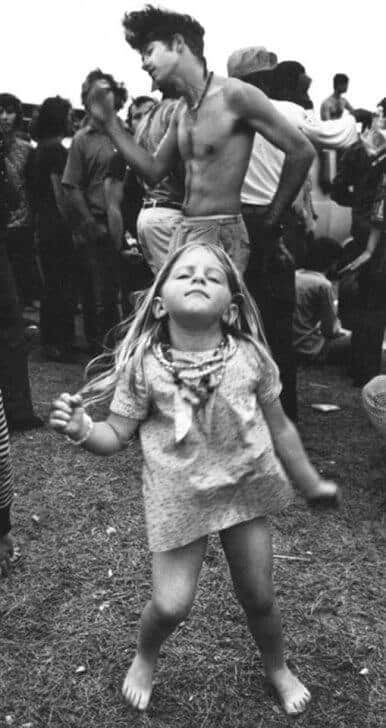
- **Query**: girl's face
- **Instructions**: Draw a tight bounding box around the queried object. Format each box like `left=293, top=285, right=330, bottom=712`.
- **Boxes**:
left=155, top=246, right=235, bottom=328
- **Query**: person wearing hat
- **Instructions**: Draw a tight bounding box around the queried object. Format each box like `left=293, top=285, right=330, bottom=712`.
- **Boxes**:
left=229, top=50, right=358, bottom=420
left=87, top=5, right=315, bottom=279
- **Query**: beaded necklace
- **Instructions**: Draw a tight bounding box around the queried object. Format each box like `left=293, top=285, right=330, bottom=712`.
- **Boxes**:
left=153, top=334, right=236, bottom=408
left=187, top=72, right=213, bottom=120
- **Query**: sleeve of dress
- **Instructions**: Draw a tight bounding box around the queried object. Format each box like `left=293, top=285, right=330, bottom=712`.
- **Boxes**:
left=110, top=360, right=150, bottom=421
left=254, top=341, right=282, bottom=404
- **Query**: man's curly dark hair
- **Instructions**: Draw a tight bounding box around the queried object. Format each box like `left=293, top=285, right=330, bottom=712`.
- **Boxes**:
left=81, top=69, right=128, bottom=111
left=122, top=5, right=206, bottom=68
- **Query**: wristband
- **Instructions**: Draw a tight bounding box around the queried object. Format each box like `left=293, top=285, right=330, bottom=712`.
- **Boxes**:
left=66, top=413, right=94, bottom=446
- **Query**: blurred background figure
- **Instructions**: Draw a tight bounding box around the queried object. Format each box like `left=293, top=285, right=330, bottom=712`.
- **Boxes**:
left=331, top=100, right=386, bottom=386
left=293, top=236, right=351, bottom=365
left=62, top=69, right=127, bottom=354
left=320, top=74, right=355, bottom=121
left=32, top=96, right=77, bottom=362
left=0, top=123, right=43, bottom=431
left=0, top=93, right=38, bottom=309
left=105, top=95, right=156, bottom=317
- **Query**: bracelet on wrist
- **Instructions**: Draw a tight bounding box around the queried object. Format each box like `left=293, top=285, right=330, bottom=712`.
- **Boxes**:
left=66, top=413, right=94, bottom=446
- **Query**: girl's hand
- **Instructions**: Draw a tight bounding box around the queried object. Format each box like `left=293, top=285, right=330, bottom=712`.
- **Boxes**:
left=49, top=393, right=85, bottom=440
left=307, top=479, right=342, bottom=509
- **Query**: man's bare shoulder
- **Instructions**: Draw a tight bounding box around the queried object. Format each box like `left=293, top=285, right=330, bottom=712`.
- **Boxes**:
left=220, top=76, right=267, bottom=114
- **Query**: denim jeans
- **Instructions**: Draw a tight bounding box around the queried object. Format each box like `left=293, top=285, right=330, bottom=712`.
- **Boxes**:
left=77, top=231, right=120, bottom=351
left=242, top=205, right=297, bottom=421
left=171, top=214, right=250, bottom=275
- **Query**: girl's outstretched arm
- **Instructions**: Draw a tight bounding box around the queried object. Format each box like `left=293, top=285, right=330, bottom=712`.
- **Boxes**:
left=50, top=393, right=139, bottom=456
left=262, top=398, right=340, bottom=505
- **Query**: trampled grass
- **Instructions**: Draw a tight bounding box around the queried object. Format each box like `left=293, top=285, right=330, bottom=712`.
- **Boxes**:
left=0, top=357, right=385, bottom=728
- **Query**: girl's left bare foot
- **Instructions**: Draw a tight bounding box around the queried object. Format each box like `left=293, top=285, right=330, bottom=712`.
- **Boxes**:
left=269, top=665, right=311, bottom=715
left=122, top=654, right=154, bottom=711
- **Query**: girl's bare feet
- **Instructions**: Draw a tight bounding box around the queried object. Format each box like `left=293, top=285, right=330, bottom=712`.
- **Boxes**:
left=122, top=653, right=155, bottom=711
left=269, top=665, right=311, bottom=715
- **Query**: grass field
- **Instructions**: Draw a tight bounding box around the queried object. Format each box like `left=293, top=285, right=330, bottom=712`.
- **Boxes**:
left=0, top=354, right=385, bottom=728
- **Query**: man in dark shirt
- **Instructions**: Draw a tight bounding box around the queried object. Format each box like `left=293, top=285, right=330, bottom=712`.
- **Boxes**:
left=62, top=69, right=128, bottom=352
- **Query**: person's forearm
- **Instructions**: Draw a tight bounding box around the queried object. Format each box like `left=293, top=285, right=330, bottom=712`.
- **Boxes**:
left=66, top=188, right=95, bottom=228
left=107, top=206, right=124, bottom=251
left=303, top=116, right=358, bottom=150
left=105, top=117, right=165, bottom=185
left=272, top=419, right=321, bottom=497
left=267, top=143, right=315, bottom=225
left=69, top=420, right=127, bottom=456
left=366, top=227, right=381, bottom=256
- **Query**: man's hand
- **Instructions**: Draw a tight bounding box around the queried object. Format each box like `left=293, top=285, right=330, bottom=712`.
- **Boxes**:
left=0, top=533, right=14, bottom=577
left=88, top=81, right=115, bottom=127
left=339, top=250, right=371, bottom=275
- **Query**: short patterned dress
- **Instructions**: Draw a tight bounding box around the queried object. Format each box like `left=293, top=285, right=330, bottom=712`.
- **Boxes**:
left=110, top=337, right=293, bottom=551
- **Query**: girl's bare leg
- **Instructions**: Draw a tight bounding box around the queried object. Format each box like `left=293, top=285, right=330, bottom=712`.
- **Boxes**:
left=123, top=536, right=207, bottom=710
left=220, top=517, right=311, bottom=715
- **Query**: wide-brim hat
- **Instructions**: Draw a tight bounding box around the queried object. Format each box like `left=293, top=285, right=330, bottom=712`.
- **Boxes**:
left=227, top=46, right=278, bottom=79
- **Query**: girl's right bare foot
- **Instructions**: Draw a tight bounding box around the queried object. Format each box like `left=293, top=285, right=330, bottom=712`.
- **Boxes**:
left=122, top=654, right=155, bottom=711
left=269, top=665, right=311, bottom=715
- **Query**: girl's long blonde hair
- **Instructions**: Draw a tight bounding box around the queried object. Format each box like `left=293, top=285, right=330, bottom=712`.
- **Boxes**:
left=80, top=243, right=268, bottom=407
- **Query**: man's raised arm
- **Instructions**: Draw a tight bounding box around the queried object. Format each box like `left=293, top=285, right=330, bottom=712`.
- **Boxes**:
left=227, top=80, right=315, bottom=227
left=89, top=81, right=180, bottom=186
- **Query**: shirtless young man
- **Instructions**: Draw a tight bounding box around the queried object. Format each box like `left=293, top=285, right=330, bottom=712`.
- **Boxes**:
left=89, top=6, right=315, bottom=276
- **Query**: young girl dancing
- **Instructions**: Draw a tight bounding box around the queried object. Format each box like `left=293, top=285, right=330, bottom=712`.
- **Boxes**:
left=50, top=243, right=339, bottom=717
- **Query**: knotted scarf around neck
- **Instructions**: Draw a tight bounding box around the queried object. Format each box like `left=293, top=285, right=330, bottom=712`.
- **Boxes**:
left=153, top=335, right=238, bottom=443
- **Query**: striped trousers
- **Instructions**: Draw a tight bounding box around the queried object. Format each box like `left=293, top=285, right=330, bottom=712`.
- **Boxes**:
left=0, top=390, right=13, bottom=534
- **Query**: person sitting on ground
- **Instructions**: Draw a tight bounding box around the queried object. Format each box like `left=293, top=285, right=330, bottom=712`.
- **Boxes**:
left=293, top=237, right=351, bottom=364
left=339, top=164, right=386, bottom=383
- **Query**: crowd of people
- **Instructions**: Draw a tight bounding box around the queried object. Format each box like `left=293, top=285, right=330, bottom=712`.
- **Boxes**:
left=1, top=3, right=386, bottom=720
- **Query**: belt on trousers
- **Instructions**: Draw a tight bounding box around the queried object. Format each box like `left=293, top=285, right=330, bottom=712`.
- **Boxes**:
left=142, top=200, right=182, bottom=211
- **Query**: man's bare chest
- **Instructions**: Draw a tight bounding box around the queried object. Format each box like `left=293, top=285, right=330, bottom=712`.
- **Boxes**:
left=177, top=102, right=237, bottom=162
